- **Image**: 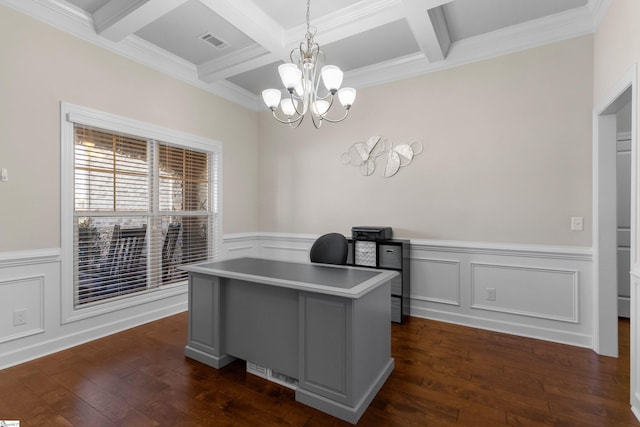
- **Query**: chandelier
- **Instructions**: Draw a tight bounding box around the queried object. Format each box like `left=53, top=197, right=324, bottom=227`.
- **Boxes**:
left=261, top=0, right=356, bottom=129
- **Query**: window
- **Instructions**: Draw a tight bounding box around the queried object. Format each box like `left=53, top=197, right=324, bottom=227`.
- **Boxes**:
left=61, top=103, right=221, bottom=320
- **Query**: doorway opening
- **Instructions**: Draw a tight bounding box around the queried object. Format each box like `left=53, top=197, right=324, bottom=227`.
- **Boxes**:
left=594, top=80, right=633, bottom=358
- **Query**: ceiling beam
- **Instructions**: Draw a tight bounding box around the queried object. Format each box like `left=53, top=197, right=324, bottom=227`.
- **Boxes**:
left=285, top=0, right=406, bottom=47
left=402, top=0, right=453, bottom=63
left=93, top=0, right=188, bottom=42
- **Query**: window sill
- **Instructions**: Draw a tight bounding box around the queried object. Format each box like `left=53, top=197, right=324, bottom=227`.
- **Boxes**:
left=62, top=283, right=188, bottom=324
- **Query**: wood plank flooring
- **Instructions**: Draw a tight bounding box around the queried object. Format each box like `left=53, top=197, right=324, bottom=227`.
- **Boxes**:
left=1, top=313, right=638, bottom=426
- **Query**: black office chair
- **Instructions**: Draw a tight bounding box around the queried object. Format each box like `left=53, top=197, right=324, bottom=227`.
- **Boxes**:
left=310, top=233, right=348, bottom=265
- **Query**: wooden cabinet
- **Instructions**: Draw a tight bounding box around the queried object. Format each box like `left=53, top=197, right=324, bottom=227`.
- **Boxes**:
left=347, top=239, right=410, bottom=323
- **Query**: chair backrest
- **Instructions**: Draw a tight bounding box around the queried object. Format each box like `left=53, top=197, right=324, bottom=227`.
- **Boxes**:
left=310, top=233, right=348, bottom=265
left=162, top=222, right=182, bottom=281
left=104, top=224, right=147, bottom=279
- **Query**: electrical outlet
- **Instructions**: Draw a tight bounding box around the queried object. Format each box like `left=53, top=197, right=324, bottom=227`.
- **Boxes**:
left=13, top=309, right=27, bottom=326
left=486, top=288, right=496, bottom=301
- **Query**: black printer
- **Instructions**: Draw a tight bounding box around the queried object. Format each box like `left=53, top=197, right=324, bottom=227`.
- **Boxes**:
left=351, top=226, right=393, bottom=241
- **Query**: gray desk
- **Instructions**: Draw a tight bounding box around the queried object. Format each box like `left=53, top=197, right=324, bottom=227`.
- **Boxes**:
left=181, top=257, right=397, bottom=424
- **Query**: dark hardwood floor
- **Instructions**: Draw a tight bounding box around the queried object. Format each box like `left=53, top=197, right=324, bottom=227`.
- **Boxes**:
left=1, top=313, right=638, bottom=426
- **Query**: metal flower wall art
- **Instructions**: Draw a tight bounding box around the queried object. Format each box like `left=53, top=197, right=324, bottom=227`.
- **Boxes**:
left=341, top=136, right=423, bottom=177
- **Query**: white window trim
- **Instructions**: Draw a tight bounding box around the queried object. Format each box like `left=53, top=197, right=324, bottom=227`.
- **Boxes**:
left=60, top=102, right=223, bottom=324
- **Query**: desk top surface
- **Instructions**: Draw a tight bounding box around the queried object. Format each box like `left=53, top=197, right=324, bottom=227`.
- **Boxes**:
left=181, top=257, right=397, bottom=298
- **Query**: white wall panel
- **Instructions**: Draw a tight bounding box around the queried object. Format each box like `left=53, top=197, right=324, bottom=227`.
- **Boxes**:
left=222, top=233, right=258, bottom=258
left=0, top=249, right=187, bottom=369
left=470, top=263, right=578, bottom=323
left=262, top=245, right=310, bottom=262
left=410, top=257, right=460, bottom=306
left=0, top=275, right=45, bottom=343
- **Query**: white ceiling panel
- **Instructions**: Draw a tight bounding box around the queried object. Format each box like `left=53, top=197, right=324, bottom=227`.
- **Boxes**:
left=227, top=61, right=286, bottom=96
left=323, top=19, right=420, bottom=72
left=135, top=0, right=256, bottom=65
left=443, top=0, right=589, bottom=41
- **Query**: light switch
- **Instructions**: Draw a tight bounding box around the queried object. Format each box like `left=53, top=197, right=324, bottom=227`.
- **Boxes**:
left=571, top=216, right=583, bottom=231
left=1, top=168, right=7, bottom=182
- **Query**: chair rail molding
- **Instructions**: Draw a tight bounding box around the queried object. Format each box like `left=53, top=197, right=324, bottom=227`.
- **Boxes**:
left=0, top=248, right=61, bottom=267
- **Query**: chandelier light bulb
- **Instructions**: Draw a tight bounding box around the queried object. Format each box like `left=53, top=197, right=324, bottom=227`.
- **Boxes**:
left=311, top=99, right=330, bottom=116
left=281, top=98, right=298, bottom=117
left=262, top=88, right=282, bottom=109
left=321, top=65, right=343, bottom=93
left=337, top=87, right=356, bottom=108
left=278, top=63, right=302, bottom=91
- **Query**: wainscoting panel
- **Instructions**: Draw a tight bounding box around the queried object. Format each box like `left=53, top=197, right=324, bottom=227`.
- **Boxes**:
left=0, top=274, right=45, bottom=343
left=257, top=233, right=316, bottom=263
left=0, top=249, right=187, bottom=370
left=470, top=262, right=578, bottom=323
left=410, top=257, right=461, bottom=306
left=221, top=233, right=258, bottom=258
left=409, top=240, right=592, bottom=348
left=262, top=245, right=310, bottom=262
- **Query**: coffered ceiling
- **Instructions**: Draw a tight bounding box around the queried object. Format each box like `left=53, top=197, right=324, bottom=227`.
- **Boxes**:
left=2, top=0, right=607, bottom=110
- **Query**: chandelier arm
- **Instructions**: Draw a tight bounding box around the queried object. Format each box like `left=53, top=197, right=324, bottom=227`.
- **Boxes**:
left=323, top=94, right=337, bottom=111
left=314, top=91, right=333, bottom=101
left=310, top=113, right=323, bottom=129
left=287, top=92, right=307, bottom=117
left=288, top=117, right=304, bottom=129
left=317, top=108, right=351, bottom=124
left=269, top=109, right=304, bottom=126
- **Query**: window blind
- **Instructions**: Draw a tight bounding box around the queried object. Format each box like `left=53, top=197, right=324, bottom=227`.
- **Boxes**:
left=73, top=124, right=215, bottom=306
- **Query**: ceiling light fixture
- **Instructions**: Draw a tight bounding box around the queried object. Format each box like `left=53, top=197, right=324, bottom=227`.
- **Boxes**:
left=261, top=0, right=356, bottom=129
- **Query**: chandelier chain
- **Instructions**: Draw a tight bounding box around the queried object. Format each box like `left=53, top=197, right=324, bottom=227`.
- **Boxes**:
left=306, top=0, right=311, bottom=34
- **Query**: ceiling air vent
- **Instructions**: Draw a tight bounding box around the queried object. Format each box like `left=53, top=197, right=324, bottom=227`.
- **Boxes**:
left=199, top=33, right=230, bottom=49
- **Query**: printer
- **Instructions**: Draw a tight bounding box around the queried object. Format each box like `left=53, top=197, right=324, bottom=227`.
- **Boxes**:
left=351, top=226, right=393, bottom=241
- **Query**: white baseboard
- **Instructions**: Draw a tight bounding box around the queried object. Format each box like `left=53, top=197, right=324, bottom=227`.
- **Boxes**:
left=410, top=306, right=592, bottom=348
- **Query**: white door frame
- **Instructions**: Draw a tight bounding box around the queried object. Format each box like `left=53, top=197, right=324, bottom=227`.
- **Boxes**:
left=593, top=64, right=638, bottom=415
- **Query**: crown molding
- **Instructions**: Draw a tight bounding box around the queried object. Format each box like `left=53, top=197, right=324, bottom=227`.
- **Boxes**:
left=589, top=0, right=612, bottom=29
